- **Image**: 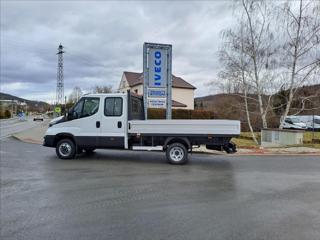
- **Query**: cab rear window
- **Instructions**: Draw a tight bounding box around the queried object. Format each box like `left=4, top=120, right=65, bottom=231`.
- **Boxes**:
left=104, top=97, right=123, bottom=116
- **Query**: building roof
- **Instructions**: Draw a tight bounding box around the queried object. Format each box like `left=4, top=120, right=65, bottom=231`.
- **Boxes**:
left=123, top=71, right=196, bottom=89
left=172, top=100, right=187, bottom=108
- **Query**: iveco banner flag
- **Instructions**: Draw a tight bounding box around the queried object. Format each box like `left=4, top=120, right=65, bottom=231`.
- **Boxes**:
left=148, top=48, right=168, bottom=88
left=143, top=42, right=172, bottom=119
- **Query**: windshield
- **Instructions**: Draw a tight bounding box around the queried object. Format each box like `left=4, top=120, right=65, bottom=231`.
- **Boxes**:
left=314, top=119, right=320, bottom=124
left=290, top=118, right=301, bottom=123
left=286, top=117, right=301, bottom=123
left=73, top=99, right=84, bottom=117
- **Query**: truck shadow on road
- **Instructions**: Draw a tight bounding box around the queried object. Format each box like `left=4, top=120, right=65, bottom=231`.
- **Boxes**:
left=70, top=149, right=235, bottom=169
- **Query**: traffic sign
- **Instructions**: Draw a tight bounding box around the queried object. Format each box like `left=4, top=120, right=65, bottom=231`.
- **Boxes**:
left=54, top=107, right=61, bottom=113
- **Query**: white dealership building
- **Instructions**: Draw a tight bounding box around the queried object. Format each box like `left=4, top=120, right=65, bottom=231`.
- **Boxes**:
left=118, top=71, right=196, bottom=109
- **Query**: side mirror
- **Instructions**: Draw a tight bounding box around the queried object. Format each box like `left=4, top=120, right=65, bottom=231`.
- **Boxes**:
left=73, top=111, right=79, bottom=119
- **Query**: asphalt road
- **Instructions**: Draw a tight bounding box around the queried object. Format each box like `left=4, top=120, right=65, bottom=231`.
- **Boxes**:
left=1, top=138, right=320, bottom=240
left=0, top=117, right=44, bottom=140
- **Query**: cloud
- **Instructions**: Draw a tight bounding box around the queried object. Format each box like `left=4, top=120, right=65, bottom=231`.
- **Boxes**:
left=1, top=0, right=235, bottom=102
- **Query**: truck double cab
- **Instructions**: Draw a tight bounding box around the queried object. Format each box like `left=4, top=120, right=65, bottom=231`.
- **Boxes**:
left=43, top=92, right=240, bottom=164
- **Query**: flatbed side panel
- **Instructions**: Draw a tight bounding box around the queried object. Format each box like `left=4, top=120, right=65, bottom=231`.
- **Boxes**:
left=128, top=120, right=240, bottom=135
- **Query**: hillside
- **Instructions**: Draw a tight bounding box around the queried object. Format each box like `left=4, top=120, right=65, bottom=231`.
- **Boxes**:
left=0, top=92, right=50, bottom=112
left=195, top=84, right=320, bottom=131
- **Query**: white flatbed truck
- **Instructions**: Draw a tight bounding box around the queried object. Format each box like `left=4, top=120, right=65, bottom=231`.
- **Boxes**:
left=43, top=92, right=240, bottom=164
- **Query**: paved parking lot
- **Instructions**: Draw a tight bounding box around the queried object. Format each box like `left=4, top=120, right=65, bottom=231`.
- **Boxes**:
left=1, top=138, right=320, bottom=240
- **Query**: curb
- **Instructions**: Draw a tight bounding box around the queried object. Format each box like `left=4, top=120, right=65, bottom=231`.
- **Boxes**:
left=12, top=135, right=42, bottom=145
left=193, top=151, right=320, bottom=156
left=231, top=153, right=320, bottom=156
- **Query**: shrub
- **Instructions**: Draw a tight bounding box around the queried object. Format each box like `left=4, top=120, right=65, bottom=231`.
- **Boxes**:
left=148, top=108, right=215, bottom=119
left=4, top=110, right=11, bottom=118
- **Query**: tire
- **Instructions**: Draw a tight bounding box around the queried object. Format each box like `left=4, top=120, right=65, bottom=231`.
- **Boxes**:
left=56, top=139, right=76, bottom=159
left=166, top=143, right=188, bottom=165
left=84, top=148, right=95, bottom=154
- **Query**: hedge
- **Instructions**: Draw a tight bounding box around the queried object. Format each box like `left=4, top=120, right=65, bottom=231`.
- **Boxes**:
left=148, top=108, right=215, bottom=119
left=0, top=110, right=11, bottom=119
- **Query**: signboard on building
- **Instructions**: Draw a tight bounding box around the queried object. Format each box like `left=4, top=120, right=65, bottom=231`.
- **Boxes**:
left=148, top=99, right=166, bottom=108
left=148, top=88, right=166, bottom=98
left=143, top=42, right=172, bottom=119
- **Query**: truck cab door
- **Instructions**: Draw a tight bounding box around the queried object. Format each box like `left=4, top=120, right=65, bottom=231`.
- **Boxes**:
left=99, top=96, right=126, bottom=148
left=67, top=97, right=101, bottom=147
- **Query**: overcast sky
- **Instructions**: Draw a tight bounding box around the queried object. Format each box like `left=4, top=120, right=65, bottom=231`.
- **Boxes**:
left=1, top=0, right=236, bottom=103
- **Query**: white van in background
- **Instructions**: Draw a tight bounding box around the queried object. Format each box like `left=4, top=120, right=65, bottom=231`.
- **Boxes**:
left=281, top=116, right=307, bottom=130
left=294, top=115, right=320, bottom=131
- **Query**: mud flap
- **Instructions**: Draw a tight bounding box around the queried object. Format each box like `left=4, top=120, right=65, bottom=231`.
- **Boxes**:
left=223, top=142, right=237, bottom=154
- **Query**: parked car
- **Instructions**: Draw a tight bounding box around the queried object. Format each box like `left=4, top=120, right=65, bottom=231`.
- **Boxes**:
left=281, top=116, right=307, bottom=130
left=33, top=114, right=44, bottom=121
left=293, top=115, right=320, bottom=131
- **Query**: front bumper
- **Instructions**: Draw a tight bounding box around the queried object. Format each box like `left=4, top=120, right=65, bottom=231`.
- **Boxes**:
left=43, top=135, right=55, bottom=147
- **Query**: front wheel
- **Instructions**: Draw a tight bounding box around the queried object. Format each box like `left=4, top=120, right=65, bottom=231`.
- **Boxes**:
left=56, top=139, right=76, bottom=159
left=166, top=143, right=188, bottom=165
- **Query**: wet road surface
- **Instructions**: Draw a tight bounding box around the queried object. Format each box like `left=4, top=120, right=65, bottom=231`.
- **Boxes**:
left=0, top=117, right=43, bottom=140
left=1, top=138, right=320, bottom=240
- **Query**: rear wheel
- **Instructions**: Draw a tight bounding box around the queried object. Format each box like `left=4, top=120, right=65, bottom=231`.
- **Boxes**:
left=166, top=143, right=188, bottom=165
left=56, top=139, right=76, bottom=159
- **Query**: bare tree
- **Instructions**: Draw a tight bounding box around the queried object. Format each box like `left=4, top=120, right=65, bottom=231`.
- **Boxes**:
left=217, top=0, right=279, bottom=142
left=239, top=0, right=280, bottom=128
left=217, top=0, right=278, bottom=129
left=278, top=0, right=320, bottom=128
left=92, top=85, right=113, bottom=94
left=68, top=86, right=83, bottom=104
left=219, top=24, right=259, bottom=144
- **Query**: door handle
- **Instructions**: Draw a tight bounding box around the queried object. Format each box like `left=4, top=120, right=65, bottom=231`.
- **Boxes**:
left=96, top=121, right=100, bottom=128
left=117, top=121, right=122, bottom=128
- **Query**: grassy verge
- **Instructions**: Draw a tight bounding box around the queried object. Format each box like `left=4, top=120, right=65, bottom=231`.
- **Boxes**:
left=232, top=138, right=259, bottom=148
left=234, top=131, right=320, bottom=149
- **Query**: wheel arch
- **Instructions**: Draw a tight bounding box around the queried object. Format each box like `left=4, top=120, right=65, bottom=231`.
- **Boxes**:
left=163, top=137, right=191, bottom=152
left=53, top=133, right=76, bottom=147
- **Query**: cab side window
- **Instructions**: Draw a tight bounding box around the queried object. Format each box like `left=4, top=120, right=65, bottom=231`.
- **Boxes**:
left=72, top=97, right=100, bottom=119
left=105, top=97, right=123, bottom=116
left=82, top=98, right=100, bottom=117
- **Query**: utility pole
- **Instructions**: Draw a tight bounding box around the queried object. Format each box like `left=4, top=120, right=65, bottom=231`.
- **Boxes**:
left=64, top=96, right=67, bottom=115
left=11, top=100, right=14, bottom=118
left=56, top=44, right=65, bottom=105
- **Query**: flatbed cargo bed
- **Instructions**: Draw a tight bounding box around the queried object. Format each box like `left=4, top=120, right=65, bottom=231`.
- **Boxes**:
left=128, top=120, right=240, bottom=136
